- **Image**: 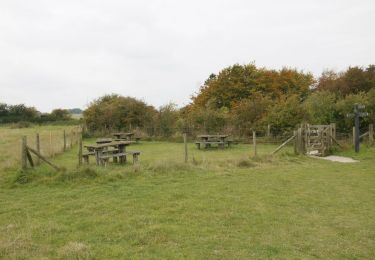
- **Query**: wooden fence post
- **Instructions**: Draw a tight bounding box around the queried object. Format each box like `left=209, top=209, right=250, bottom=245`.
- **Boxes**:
left=36, top=133, right=40, bottom=165
left=183, top=133, right=188, bottom=163
left=63, top=130, right=67, bottom=151
left=267, top=124, right=271, bottom=138
left=253, top=131, right=257, bottom=156
left=70, top=130, right=73, bottom=149
left=21, top=136, right=27, bottom=169
left=49, top=131, right=53, bottom=157
left=352, top=127, right=355, bottom=147
left=293, top=130, right=297, bottom=154
left=78, top=135, right=83, bottom=166
left=297, top=128, right=303, bottom=154
left=331, top=123, right=336, bottom=140
left=369, top=124, right=374, bottom=146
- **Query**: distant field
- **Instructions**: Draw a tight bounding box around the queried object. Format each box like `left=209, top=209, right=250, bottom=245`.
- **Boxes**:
left=0, top=136, right=374, bottom=259
left=0, top=124, right=80, bottom=180
left=70, top=113, right=83, bottom=119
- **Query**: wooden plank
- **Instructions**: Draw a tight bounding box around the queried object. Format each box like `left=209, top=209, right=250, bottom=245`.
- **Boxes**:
left=369, top=124, right=374, bottom=145
left=272, top=135, right=296, bottom=154
left=359, top=132, right=369, bottom=139
left=326, top=131, right=344, bottom=148
left=27, top=146, right=60, bottom=171
left=26, top=148, right=34, bottom=167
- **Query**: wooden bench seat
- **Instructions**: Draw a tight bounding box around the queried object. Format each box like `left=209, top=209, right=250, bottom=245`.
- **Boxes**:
left=82, top=149, right=119, bottom=164
left=99, top=151, right=141, bottom=165
left=195, top=141, right=229, bottom=149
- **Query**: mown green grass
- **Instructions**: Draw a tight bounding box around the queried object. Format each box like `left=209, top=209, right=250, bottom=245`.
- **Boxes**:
left=0, top=140, right=374, bottom=259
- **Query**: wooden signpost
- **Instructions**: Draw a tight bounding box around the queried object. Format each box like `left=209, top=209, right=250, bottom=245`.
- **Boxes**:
left=347, top=104, right=368, bottom=153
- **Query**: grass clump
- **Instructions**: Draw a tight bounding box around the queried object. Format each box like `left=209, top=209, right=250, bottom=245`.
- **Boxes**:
left=58, top=242, right=92, bottom=260
left=56, top=167, right=98, bottom=182
left=146, top=160, right=196, bottom=174
left=236, top=157, right=256, bottom=168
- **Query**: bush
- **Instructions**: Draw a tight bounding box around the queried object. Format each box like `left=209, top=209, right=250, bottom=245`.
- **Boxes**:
left=9, top=121, right=31, bottom=129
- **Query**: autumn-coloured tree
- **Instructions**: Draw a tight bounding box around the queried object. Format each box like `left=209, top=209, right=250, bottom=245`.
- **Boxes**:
left=191, top=63, right=314, bottom=110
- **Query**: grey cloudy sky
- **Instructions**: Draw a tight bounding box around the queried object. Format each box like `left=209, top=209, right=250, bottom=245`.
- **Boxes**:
left=1, top=0, right=374, bottom=112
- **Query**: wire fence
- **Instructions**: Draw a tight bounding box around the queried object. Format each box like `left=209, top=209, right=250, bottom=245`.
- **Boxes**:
left=0, top=125, right=82, bottom=172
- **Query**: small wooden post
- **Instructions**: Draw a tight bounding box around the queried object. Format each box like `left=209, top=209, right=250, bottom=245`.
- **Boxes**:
left=36, top=133, right=40, bottom=165
left=183, top=133, right=188, bottom=163
left=297, top=128, right=303, bottom=154
left=267, top=124, right=271, bottom=138
left=253, top=131, right=257, bottom=156
left=78, top=135, right=83, bottom=166
left=49, top=131, right=53, bottom=157
left=369, top=124, right=374, bottom=146
left=63, top=130, right=67, bottom=151
left=331, top=123, right=336, bottom=140
left=293, top=130, right=298, bottom=154
left=352, top=127, right=355, bottom=147
left=70, top=130, right=73, bottom=149
left=21, top=136, right=27, bottom=169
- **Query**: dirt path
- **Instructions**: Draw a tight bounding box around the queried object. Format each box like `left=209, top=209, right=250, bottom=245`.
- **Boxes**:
left=310, top=155, right=359, bottom=163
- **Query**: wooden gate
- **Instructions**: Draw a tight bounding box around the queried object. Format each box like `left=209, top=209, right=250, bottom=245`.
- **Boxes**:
left=305, top=124, right=335, bottom=156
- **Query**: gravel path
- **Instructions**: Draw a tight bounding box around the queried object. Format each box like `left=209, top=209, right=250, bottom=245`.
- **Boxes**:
left=310, top=155, right=359, bottom=163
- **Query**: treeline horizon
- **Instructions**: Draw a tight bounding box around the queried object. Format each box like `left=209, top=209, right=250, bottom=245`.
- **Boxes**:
left=0, top=104, right=82, bottom=125
left=2, top=63, right=374, bottom=135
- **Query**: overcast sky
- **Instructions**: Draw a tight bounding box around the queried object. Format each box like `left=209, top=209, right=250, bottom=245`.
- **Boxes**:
left=1, top=0, right=374, bottom=112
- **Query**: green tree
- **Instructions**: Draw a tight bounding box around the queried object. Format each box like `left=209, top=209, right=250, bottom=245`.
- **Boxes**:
left=265, top=95, right=305, bottom=135
left=230, top=93, right=271, bottom=132
left=83, top=94, right=157, bottom=131
left=303, top=91, right=336, bottom=124
left=335, top=92, right=369, bottom=131
left=49, top=109, right=71, bottom=121
left=156, top=103, right=179, bottom=137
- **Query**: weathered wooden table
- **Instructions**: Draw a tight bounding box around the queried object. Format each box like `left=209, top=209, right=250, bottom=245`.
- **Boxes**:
left=84, top=140, right=136, bottom=166
left=112, top=132, right=134, bottom=140
left=195, top=134, right=231, bottom=149
left=96, top=138, right=113, bottom=144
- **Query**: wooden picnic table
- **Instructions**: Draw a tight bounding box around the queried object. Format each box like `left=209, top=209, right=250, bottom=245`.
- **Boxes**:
left=96, top=138, right=113, bottom=144
left=196, top=134, right=231, bottom=149
left=112, top=132, right=134, bottom=140
left=84, top=140, right=135, bottom=165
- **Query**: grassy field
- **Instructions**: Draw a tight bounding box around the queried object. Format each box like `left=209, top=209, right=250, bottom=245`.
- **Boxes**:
left=0, top=124, right=80, bottom=181
left=0, top=130, right=374, bottom=258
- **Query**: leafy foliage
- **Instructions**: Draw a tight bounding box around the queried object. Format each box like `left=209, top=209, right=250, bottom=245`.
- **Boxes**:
left=83, top=94, right=157, bottom=131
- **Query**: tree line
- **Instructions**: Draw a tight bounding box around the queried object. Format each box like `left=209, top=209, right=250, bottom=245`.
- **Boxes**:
left=0, top=103, right=79, bottom=125
left=83, top=63, right=374, bottom=136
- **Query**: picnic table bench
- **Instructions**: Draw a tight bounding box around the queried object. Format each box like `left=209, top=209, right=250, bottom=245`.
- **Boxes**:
left=195, top=134, right=232, bottom=149
left=84, top=140, right=139, bottom=166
